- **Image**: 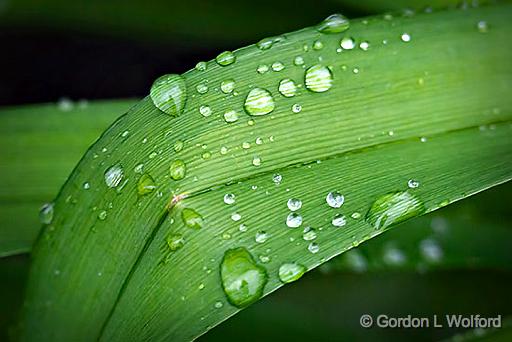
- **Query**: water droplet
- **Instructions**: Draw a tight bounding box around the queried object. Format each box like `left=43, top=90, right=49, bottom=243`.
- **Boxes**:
left=312, top=40, right=324, bottom=50
left=134, top=163, right=144, bottom=174
left=242, top=142, right=251, bottom=149
left=255, top=137, right=263, bottom=145
left=255, top=231, right=269, bottom=243
left=223, top=193, right=236, bottom=205
left=150, top=74, right=187, bottom=116
left=359, top=41, right=370, bottom=51
left=278, top=79, right=298, bottom=97
left=331, top=214, right=347, bottom=227
left=174, top=140, right=184, bottom=152
left=223, top=110, right=240, bottom=123
left=220, top=248, right=268, bottom=308
left=169, top=160, right=186, bottom=180
left=308, top=242, right=320, bottom=254
left=239, top=224, right=248, bottom=232
left=351, top=212, right=361, bottom=219
left=216, top=51, right=236, bottom=66
left=279, top=263, right=306, bottom=283
left=305, top=65, right=333, bottom=93
left=257, top=64, right=269, bottom=74
left=291, top=104, right=302, bottom=113
left=287, top=198, right=302, bottom=211
left=196, top=82, right=208, bottom=94
left=326, top=191, right=344, bottom=208
left=231, top=212, right=241, bottom=221
left=83, top=182, right=90, bottom=190
left=201, top=151, right=211, bottom=160
left=98, top=210, right=107, bottom=220
left=104, top=163, right=124, bottom=188
left=214, top=301, right=223, bottom=309
left=220, top=146, right=229, bottom=154
left=195, top=61, right=207, bottom=71
left=477, top=20, right=488, bottom=33
left=137, top=173, right=156, bottom=196
left=199, top=105, right=212, bottom=117
left=121, top=130, right=130, bottom=138
left=39, top=203, right=54, bottom=224
left=293, top=56, right=305, bottom=66
left=302, top=226, right=317, bottom=241
left=272, top=174, right=282, bottom=184
left=419, top=238, right=443, bottom=263
left=401, top=33, right=411, bottom=42
left=221, top=79, right=235, bottom=94
left=259, top=255, right=270, bottom=263
left=222, top=232, right=232, bottom=240
left=252, top=156, right=262, bottom=166
left=257, top=37, right=274, bottom=50
left=271, top=61, right=285, bottom=72
left=316, top=13, right=350, bottom=34
left=407, top=179, right=420, bottom=189
left=181, top=208, right=203, bottom=229
left=365, top=191, right=425, bottom=229
left=166, top=233, right=185, bottom=251
left=340, top=37, right=356, bottom=50
left=286, top=212, right=303, bottom=228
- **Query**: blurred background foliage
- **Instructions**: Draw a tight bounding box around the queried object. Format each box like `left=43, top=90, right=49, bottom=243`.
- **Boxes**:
left=0, top=0, right=510, bottom=341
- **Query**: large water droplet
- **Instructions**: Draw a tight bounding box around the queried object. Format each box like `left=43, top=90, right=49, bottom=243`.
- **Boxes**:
left=150, top=74, right=187, bottom=116
left=166, top=233, right=185, bottom=251
left=287, top=198, right=302, bottom=211
left=169, top=160, right=186, bottom=180
left=220, top=248, right=268, bottom=308
left=216, top=51, right=236, bottom=66
left=286, top=212, right=303, bottom=228
left=279, top=263, right=307, bottom=283
left=181, top=208, right=203, bottom=229
left=326, top=191, right=344, bottom=208
left=305, top=65, right=333, bottom=93
left=278, top=79, right=298, bottom=97
left=316, top=14, right=350, bottom=34
left=137, top=173, right=156, bottom=196
left=244, top=88, right=275, bottom=116
left=365, top=191, right=425, bottom=229
left=39, top=203, right=54, bottom=224
left=104, top=163, right=124, bottom=188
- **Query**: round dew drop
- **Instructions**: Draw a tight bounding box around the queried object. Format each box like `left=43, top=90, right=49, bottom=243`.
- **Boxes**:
left=305, top=65, right=333, bottom=93
left=331, top=214, right=347, bottom=227
left=169, top=159, right=186, bottom=180
left=316, top=13, right=350, bottom=34
left=223, top=193, right=236, bottom=205
left=137, top=173, right=156, bottom=196
left=255, top=231, right=269, bottom=243
left=401, top=33, right=411, bottom=42
left=407, top=179, right=420, bottom=189
left=166, top=233, right=185, bottom=251
left=199, top=105, right=212, bottom=117
left=278, top=79, right=298, bottom=97
left=150, top=74, right=187, bottom=116
left=104, top=163, right=124, bottom=188
left=215, top=51, right=236, bottom=66
left=221, top=79, right=236, bottom=94
left=293, top=56, right=305, bottom=66
left=252, top=156, right=262, bottom=166
left=273, top=174, right=282, bottom=184
left=340, top=37, right=356, bottom=50
left=244, top=88, right=275, bottom=116
left=292, top=104, right=302, bottom=113
left=196, top=82, right=208, bottom=94
left=286, top=212, right=303, bottom=228
left=224, top=110, right=240, bottom=123
left=257, top=37, right=274, bottom=50
left=326, top=191, right=344, bottom=208
left=257, top=64, right=269, bottom=74
left=279, top=263, right=307, bottom=283
left=181, top=208, right=203, bottom=229
left=220, top=248, right=268, bottom=308
left=39, top=203, right=54, bottom=224
left=302, top=227, right=317, bottom=241
left=287, top=198, right=302, bottom=211
left=308, top=242, right=320, bottom=254
left=271, top=62, right=285, bottom=72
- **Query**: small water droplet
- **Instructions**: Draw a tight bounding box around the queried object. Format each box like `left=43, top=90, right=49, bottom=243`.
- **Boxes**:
left=257, top=64, right=269, bottom=74
left=255, top=231, right=269, bottom=243
left=272, top=174, right=282, bottom=184
left=195, top=61, right=207, bottom=71
left=220, top=248, right=268, bottom=308
left=477, top=20, right=488, bottom=33
left=326, top=191, right=344, bottom=208
left=83, top=182, right=90, bottom=190
left=199, top=105, right=212, bottom=117
left=271, top=61, right=285, bottom=72
left=331, top=214, right=347, bottom=227
left=278, top=79, right=298, bottom=97
left=239, top=224, right=248, bottom=232
left=231, top=212, right=241, bottom=221
left=305, top=65, right=333, bottom=93
left=286, top=212, right=303, bottom=228
left=351, top=212, right=361, bottom=219
left=224, top=110, right=240, bottom=123
left=278, top=262, right=307, bottom=283
left=316, top=13, right=350, bottom=34
left=134, top=163, right=144, bottom=174
left=98, top=210, right=107, bottom=220
left=257, top=37, right=274, bottom=50
left=293, top=56, right=305, bottom=66
left=287, top=198, right=302, bottom=211
left=150, top=74, right=187, bottom=116
left=214, top=301, right=223, bottom=309
left=401, top=33, right=411, bottom=42
left=181, top=208, right=203, bottom=229
left=169, top=160, right=186, bottom=180
left=216, top=51, right=236, bottom=66
left=166, top=233, right=185, bottom=251
left=174, top=140, right=184, bottom=153
left=313, top=40, right=324, bottom=50
left=359, top=41, right=370, bottom=51
left=302, top=226, right=317, bottom=241
left=201, top=151, right=211, bottom=160
left=104, top=163, right=124, bottom=188
left=220, top=146, right=229, bottom=155
left=291, top=104, right=302, bottom=113
left=308, top=242, right=320, bottom=254
left=340, top=37, right=356, bottom=50
left=407, top=179, right=420, bottom=189
left=365, top=191, right=425, bottom=229
left=221, top=79, right=236, bottom=94
left=121, top=130, right=130, bottom=138
left=252, top=156, right=262, bottom=166
left=137, top=173, right=156, bottom=196
left=255, top=137, right=263, bottom=145
left=259, top=255, right=271, bottom=263
left=242, top=142, right=251, bottom=149
left=196, top=82, right=209, bottom=94
left=223, top=193, right=236, bottom=205
left=39, top=203, right=54, bottom=224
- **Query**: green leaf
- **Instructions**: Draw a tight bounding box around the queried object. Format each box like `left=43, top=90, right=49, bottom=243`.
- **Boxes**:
left=21, top=4, right=512, bottom=341
left=0, top=100, right=136, bottom=257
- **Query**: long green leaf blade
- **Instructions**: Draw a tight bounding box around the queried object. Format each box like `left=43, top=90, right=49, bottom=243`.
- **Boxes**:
left=21, top=4, right=512, bottom=341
